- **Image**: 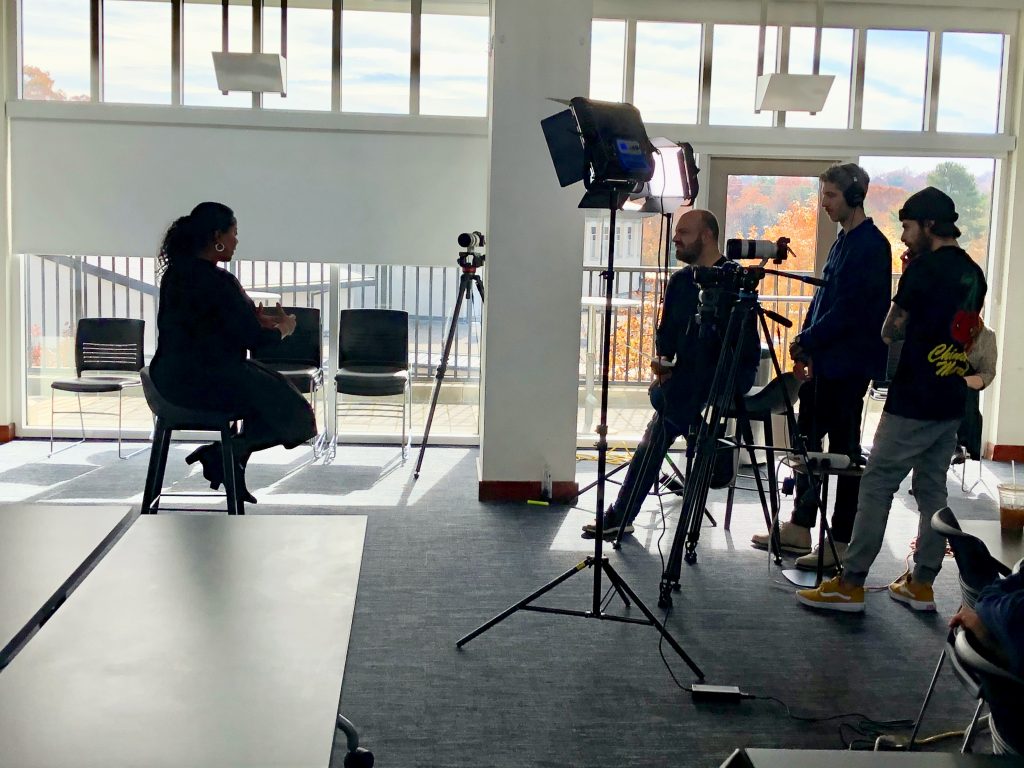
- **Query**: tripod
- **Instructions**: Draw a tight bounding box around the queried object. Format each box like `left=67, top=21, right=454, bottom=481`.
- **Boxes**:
left=413, top=245, right=485, bottom=479
left=457, top=192, right=704, bottom=682
left=656, top=265, right=831, bottom=608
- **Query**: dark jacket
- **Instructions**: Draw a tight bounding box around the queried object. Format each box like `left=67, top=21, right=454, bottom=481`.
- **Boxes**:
left=150, top=258, right=281, bottom=410
left=656, top=258, right=761, bottom=426
left=797, top=218, right=892, bottom=380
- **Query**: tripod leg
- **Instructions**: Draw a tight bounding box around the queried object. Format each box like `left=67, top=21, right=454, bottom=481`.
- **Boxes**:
left=602, top=560, right=705, bottom=681
left=456, top=557, right=595, bottom=648
left=414, top=276, right=471, bottom=478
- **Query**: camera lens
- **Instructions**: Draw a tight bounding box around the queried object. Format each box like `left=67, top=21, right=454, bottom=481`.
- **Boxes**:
left=458, top=231, right=485, bottom=249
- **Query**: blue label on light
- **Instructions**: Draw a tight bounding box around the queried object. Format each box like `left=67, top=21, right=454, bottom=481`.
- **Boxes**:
left=614, top=138, right=650, bottom=173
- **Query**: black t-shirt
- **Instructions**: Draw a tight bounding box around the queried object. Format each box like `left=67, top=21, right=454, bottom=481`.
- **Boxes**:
left=884, top=246, right=987, bottom=421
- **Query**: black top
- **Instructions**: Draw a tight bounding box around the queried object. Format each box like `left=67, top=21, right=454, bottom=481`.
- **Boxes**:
left=656, top=257, right=761, bottom=419
left=797, top=218, right=892, bottom=380
left=884, top=246, right=987, bottom=421
left=150, top=259, right=280, bottom=407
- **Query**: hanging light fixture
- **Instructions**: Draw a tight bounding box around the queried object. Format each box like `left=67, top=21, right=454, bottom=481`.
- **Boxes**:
left=212, top=0, right=288, bottom=94
left=755, top=0, right=834, bottom=113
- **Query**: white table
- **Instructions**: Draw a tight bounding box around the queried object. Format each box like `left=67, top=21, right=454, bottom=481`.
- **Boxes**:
left=580, top=296, right=642, bottom=432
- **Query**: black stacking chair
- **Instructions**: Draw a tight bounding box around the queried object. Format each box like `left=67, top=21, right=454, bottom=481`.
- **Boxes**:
left=251, top=306, right=327, bottom=457
left=909, top=507, right=1013, bottom=751
left=333, top=309, right=411, bottom=460
left=50, top=318, right=146, bottom=459
left=138, top=368, right=246, bottom=515
left=723, top=372, right=801, bottom=532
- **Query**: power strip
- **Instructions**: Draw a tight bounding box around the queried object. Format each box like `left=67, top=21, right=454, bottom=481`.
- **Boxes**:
left=690, top=684, right=749, bottom=702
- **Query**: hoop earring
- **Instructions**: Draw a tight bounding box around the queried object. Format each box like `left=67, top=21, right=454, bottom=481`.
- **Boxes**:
left=215, top=243, right=226, bottom=253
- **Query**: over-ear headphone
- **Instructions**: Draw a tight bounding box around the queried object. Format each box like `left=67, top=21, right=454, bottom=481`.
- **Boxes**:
left=843, top=167, right=866, bottom=208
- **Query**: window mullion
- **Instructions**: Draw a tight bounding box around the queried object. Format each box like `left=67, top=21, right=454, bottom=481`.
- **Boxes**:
left=90, top=0, right=103, bottom=101
left=924, top=30, right=941, bottom=132
left=410, top=0, right=421, bottom=115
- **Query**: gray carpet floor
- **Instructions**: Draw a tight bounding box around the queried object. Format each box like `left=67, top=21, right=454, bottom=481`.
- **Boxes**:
left=1, top=439, right=1015, bottom=767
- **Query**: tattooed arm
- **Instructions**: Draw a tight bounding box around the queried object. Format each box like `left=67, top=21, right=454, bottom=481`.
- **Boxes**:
left=881, top=303, right=909, bottom=346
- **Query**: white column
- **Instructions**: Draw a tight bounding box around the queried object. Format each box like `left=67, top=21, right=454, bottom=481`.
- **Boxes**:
left=984, top=15, right=1024, bottom=461
left=0, top=0, right=17, bottom=441
left=479, top=0, right=592, bottom=500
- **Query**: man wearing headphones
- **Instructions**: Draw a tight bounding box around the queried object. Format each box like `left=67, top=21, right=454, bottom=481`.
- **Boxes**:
left=752, top=163, right=892, bottom=568
left=582, top=209, right=760, bottom=538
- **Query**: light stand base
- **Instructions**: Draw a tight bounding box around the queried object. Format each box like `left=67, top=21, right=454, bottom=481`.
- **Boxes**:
left=781, top=568, right=836, bottom=588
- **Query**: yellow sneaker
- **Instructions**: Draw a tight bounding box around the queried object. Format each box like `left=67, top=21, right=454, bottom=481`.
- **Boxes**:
left=796, top=576, right=865, bottom=613
left=888, top=571, right=936, bottom=612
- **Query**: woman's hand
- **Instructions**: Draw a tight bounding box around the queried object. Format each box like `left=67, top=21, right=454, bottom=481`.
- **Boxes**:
left=964, top=374, right=985, bottom=391
left=277, top=312, right=297, bottom=339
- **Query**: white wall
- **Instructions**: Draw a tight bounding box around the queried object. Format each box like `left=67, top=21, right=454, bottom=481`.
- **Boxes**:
left=9, top=103, right=488, bottom=266
left=478, top=0, right=592, bottom=491
left=0, top=0, right=15, bottom=431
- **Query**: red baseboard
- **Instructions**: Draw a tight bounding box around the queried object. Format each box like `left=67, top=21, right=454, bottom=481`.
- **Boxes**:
left=478, top=480, right=579, bottom=504
left=991, top=444, right=1024, bottom=462
left=0, top=424, right=14, bottom=444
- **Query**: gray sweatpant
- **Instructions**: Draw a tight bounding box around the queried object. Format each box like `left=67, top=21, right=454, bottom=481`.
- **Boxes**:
left=843, top=411, right=959, bottom=587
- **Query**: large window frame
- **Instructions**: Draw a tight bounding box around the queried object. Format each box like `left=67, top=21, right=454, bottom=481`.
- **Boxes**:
left=16, top=0, right=490, bottom=116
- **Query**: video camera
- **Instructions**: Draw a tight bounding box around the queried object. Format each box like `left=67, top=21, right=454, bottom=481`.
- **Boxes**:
left=457, top=231, right=485, bottom=271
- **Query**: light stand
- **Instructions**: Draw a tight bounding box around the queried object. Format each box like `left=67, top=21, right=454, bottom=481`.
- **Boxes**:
left=457, top=188, right=704, bottom=681
left=414, top=235, right=485, bottom=479
left=458, top=100, right=703, bottom=680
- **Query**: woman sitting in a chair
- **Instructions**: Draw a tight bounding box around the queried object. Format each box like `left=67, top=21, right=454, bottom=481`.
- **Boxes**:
left=149, top=201, right=317, bottom=502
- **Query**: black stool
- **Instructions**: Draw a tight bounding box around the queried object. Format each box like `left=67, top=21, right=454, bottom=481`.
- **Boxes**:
left=139, top=368, right=246, bottom=515
left=723, top=373, right=801, bottom=532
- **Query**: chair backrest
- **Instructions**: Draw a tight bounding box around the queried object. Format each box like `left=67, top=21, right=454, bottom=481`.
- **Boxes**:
left=251, top=307, right=323, bottom=367
left=932, top=507, right=1010, bottom=608
left=75, top=318, right=145, bottom=376
left=338, top=309, right=409, bottom=368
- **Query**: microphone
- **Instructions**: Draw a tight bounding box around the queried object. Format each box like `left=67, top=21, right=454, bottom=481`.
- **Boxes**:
left=725, top=238, right=790, bottom=261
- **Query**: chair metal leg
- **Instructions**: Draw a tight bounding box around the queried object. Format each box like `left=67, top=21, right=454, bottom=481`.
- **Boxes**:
left=961, top=698, right=986, bottom=753
left=48, top=389, right=88, bottom=457
left=401, top=383, right=410, bottom=460
left=908, top=648, right=946, bottom=750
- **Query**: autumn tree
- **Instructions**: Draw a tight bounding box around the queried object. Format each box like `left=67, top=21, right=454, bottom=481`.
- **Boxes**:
left=22, top=65, right=89, bottom=101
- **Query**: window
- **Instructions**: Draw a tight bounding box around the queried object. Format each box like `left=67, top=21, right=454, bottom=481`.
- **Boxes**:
left=633, top=22, right=701, bottom=124
left=103, top=0, right=172, bottom=104
left=785, top=27, right=853, bottom=129
left=710, top=25, right=778, bottom=126
left=589, top=19, right=626, bottom=102
left=420, top=0, right=489, bottom=116
left=859, top=156, right=995, bottom=269
left=342, top=1, right=411, bottom=114
left=937, top=33, right=1004, bottom=134
left=862, top=29, right=928, bottom=131
left=183, top=0, right=253, bottom=107
left=22, top=0, right=91, bottom=101
left=262, top=0, right=332, bottom=111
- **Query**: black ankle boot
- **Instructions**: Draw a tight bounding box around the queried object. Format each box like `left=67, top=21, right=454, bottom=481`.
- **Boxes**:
left=185, top=443, right=224, bottom=490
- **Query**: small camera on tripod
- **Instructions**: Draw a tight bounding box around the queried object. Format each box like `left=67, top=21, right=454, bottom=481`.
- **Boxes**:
left=458, top=231, right=486, bottom=270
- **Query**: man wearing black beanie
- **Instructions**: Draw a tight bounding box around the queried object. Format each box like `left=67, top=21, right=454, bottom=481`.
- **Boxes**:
left=798, top=186, right=987, bottom=613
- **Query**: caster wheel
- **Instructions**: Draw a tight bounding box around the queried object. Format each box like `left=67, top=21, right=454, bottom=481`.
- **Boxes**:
left=684, top=550, right=697, bottom=564
left=344, top=748, right=374, bottom=768
left=672, top=582, right=681, bottom=592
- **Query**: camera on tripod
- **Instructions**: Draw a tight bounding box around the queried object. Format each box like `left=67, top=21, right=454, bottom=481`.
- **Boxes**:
left=458, top=231, right=486, bottom=270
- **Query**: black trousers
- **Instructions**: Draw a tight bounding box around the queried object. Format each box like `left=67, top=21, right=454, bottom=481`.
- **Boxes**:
left=154, top=359, right=317, bottom=460
left=610, top=384, right=694, bottom=526
left=790, top=375, right=869, bottom=543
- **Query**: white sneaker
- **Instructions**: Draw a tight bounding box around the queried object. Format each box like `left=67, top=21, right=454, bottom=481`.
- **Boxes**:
left=795, top=541, right=849, bottom=571
left=751, top=522, right=812, bottom=555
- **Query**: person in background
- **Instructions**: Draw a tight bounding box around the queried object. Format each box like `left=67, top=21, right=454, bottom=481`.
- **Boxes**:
left=797, top=187, right=987, bottom=613
left=949, top=570, right=1024, bottom=754
left=582, top=210, right=760, bottom=538
left=149, top=201, right=317, bottom=503
left=751, top=163, right=892, bottom=570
